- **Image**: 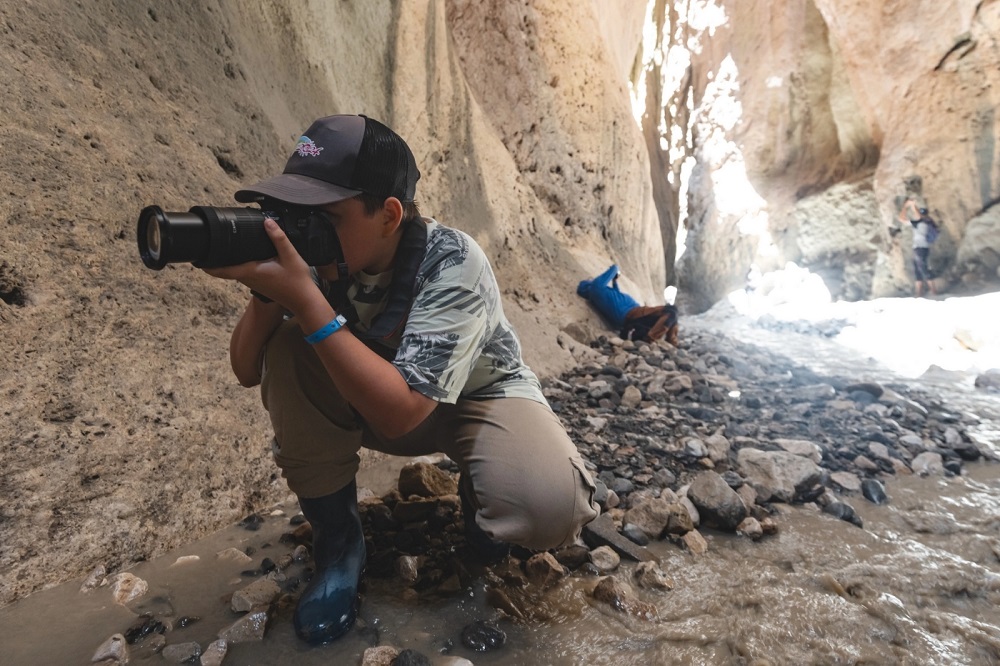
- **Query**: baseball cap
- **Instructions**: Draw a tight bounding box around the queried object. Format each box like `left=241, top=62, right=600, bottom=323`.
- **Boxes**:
left=235, top=114, right=420, bottom=206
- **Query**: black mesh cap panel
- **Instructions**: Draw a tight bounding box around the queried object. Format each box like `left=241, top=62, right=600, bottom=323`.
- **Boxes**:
left=354, top=116, right=420, bottom=202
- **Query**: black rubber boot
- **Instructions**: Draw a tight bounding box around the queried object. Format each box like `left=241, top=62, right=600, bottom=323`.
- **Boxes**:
left=458, top=474, right=510, bottom=565
left=294, top=480, right=366, bottom=644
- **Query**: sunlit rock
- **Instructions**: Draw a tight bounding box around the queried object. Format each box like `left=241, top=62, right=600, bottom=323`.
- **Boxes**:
left=162, top=641, right=201, bottom=663
left=91, top=633, right=127, bottom=663
left=525, top=552, right=567, bottom=588
left=911, top=451, right=945, bottom=476
left=397, top=461, right=458, bottom=498
left=736, top=448, right=823, bottom=503
left=633, top=561, right=674, bottom=591
left=217, top=605, right=272, bottom=643
left=231, top=577, right=280, bottom=613
left=199, top=639, right=227, bottom=666
left=361, top=645, right=400, bottom=666
left=110, top=572, right=148, bottom=605
left=216, top=548, right=253, bottom=564
left=588, top=545, right=621, bottom=573
left=736, top=517, right=764, bottom=540
left=592, top=576, right=658, bottom=620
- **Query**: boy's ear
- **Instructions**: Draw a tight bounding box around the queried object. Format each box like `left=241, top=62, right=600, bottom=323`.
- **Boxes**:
left=380, top=197, right=404, bottom=238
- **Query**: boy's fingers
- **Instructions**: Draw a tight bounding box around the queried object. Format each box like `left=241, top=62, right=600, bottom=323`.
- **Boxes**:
left=263, top=219, right=294, bottom=259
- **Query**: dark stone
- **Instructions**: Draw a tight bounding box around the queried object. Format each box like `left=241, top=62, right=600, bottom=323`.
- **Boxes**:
left=393, top=648, right=432, bottom=665
left=176, top=616, right=200, bottom=628
left=581, top=513, right=657, bottom=563
left=289, top=514, right=307, bottom=525
left=239, top=514, right=264, bottom=531
left=123, top=615, right=165, bottom=644
left=944, top=459, right=963, bottom=475
left=460, top=620, right=506, bottom=652
left=259, top=557, right=277, bottom=574
left=860, top=478, right=888, bottom=505
left=823, top=501, right=863, bottom=528
left=621, top=523, right=650, bottom=546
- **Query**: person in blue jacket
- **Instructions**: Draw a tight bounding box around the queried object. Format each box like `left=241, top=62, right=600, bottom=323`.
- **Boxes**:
left=577, top=264, right=639, bottom=330
left=578, top=264, right=678, bottom=344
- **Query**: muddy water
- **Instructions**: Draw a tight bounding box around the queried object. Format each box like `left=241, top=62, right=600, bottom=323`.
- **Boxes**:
left=2, top=306, right=1000, bottom=665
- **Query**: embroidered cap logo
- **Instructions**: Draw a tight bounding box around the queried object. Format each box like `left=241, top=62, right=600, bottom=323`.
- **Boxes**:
left=295, top=136, right=323, bottom=157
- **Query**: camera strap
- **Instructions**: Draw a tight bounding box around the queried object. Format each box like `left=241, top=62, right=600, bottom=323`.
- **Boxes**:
left=326, top=218, right=428, bottom=343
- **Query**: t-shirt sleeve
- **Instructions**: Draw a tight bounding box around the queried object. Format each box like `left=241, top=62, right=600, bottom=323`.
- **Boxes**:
left=392, top=281, right=490, bottom=403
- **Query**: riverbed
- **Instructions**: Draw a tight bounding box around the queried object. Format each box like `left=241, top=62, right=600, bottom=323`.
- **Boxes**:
left=1, top=291, right=998, bottom=665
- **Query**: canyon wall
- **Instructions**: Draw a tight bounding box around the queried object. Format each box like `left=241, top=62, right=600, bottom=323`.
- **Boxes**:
left=638, top=0, right=1000, bottom=309
left=0, top=0, right=660, bottom=603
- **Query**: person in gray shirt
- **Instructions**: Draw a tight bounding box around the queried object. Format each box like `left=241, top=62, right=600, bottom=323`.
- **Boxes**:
left=203, top=114, right=598, bottom=645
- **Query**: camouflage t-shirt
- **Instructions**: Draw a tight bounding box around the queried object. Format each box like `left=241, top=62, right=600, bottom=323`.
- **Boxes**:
left=336, top=218, right=544, bottom=405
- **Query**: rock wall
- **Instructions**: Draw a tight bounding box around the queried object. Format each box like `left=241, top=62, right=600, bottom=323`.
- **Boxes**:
left=644, top=0, right=1000, bottom=309
left=0, top=0, right=661, bottom=603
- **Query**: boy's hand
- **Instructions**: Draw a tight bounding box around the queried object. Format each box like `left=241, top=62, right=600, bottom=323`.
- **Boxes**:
left=202, top=218, right=321, bottom=316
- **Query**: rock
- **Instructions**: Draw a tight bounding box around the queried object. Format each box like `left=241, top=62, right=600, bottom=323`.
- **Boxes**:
left=582, top=513, right=658, bottom=562
left=91, top=634, right=128, bottom=663
left=974, top=370, right=1000, bottom=391
left=861, top=478, right=889, bottom=504
left=361, top=645, right=399, bottom=666
left=460, top=620, right=506, bottom=652
left=231, top=577, right=280, bottom=613
left=592, top=576, right=658, bottom=620
left=773, top=438, right=823, bottom=463
left=162, top=642, right=201, bottom=663
left=588, top=545, right=622, bottom=573
left=633, top=561, right=674, bottom=591
left=736, top=448, right=823, bottom=503
left=80, top=565, right=107, bottom=593
left=553, top=544, right=591, bottom=570
left=736, top=517, right=764, bottom=540
left=620, top=385, right=643, bottom=409
left=123, top=615, right=165, bottom=644
left=199, top=639, right=227, bottom=666
left=621, top=523, right=650, bottom=545
left=396, top=555, right=420, bottom=583
left=686, top=471, right=748, bottom=531
left=525, top=552, right=568, bottom=587
left=680, top=529, right=709, bottom=555
left=823, top=501, right=863, bottom=528
left=218, top=605, right=272, bottom=643
left=911, top=451, right=945, bottom=476
left=397, top=462, right=458, bottom=497
left=829, top=471, right=862, bottom=493
left=394, top=648, right=433, bottom=665
left=216, top=547, right=253, bottom=564
left=109, top=573, right=148, bottom=605
left=623, top=496, right=692, bottom=539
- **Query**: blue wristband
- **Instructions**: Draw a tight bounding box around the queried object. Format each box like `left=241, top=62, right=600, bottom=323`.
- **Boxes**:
left=304, top=314, right=348, bottom=344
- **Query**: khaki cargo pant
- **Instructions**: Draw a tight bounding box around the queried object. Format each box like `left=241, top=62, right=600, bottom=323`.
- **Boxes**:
left=260, top=320, right=599, bottom=551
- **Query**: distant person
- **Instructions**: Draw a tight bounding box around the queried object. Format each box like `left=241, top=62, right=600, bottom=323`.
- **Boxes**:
left=577, top=264, right=679, bottom=345
left=897, top=197, right=939, bottom=297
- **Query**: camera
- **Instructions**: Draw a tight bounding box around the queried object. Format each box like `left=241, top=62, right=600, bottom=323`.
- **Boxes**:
left=136, top=202, right=344, bottom=270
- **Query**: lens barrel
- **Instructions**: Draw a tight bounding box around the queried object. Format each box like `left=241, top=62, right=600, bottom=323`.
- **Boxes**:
left=136, top=205, right=274, bottom=270
left=136, top=204, right=345, bottom=272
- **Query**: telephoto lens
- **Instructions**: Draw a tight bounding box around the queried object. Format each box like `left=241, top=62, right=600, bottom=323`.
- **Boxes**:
left=136, top=204, right=344, bottom=270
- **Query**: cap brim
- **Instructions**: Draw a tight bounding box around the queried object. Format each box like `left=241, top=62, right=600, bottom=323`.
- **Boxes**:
left=234, top=173, right=361, bottom=206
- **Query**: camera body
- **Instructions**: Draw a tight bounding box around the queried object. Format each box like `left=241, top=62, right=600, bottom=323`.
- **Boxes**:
left=137, top=201, right=344, bottom=271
